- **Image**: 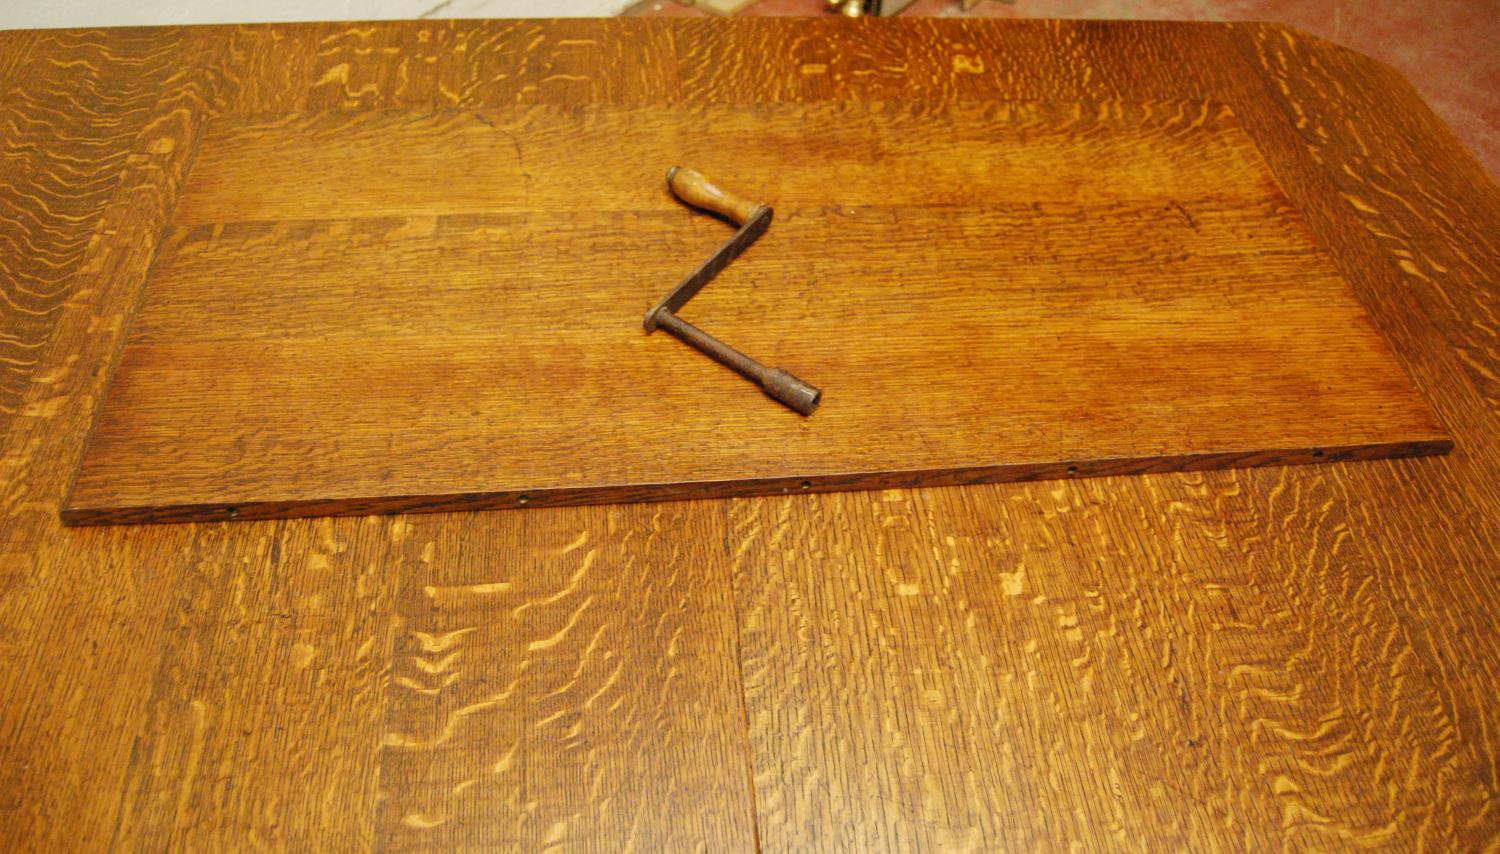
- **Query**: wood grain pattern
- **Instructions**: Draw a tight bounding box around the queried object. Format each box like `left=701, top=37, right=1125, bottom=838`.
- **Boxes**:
left=0, top=28, right=188, bottom=429
left=375, top=504, right=755, bottom=850
left=3, top=18, right=1500, bottom=852
left=64, top=99, right=1448, bottom=524
left=0, top=29, right=226, bottom=850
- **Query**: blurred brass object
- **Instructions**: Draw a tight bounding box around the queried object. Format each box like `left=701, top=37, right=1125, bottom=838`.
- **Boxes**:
left=825, top=0, right=917, bottom=16
left=693, top=0, right=759, bottom=15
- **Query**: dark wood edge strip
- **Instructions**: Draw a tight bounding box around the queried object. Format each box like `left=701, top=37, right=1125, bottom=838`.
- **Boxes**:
left=60, top=437, right=1453, bottom=526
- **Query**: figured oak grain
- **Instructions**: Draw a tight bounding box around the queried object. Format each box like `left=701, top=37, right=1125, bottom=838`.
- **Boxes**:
left=375, top=504, right=754, bottom=850
left=3, top=17, right=1499, bottom=853
left=65, top=100, right=1448, bottom=524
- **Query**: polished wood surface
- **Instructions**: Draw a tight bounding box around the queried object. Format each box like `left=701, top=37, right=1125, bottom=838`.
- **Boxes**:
left=4, top=18, right=1500, bottom=851
left=66, top=99, right=1446, bottom=524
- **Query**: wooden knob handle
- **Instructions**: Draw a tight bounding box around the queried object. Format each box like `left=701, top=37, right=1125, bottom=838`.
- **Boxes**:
left=667, top=167, right=764, bottom=225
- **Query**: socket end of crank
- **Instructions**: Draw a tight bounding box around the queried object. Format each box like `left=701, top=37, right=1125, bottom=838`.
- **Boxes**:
left=762, top=368, right=822, bottom=416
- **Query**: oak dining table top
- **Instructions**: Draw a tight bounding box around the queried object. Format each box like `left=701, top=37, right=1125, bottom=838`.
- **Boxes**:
left=3, top=16, right=1499, bottom=851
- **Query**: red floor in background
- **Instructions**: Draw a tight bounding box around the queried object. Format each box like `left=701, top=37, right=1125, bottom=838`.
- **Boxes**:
left=627, top=0, right=1500, bottom=180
